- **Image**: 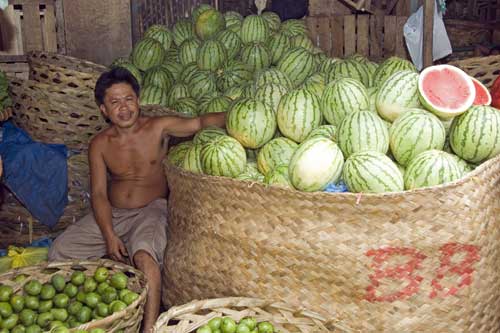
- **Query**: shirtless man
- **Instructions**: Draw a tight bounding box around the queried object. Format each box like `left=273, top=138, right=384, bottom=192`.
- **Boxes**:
left=49, top=67, right=226, bottom=332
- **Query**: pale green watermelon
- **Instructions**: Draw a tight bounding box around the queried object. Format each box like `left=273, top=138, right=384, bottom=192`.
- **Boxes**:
left=257, top=137, right=298, bottom=175
left=264, top=165, right=293, bottom=188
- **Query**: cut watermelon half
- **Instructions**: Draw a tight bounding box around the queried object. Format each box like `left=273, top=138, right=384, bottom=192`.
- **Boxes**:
left=418, top=64, right=475, bottom=119
left=470, top=76, right=492, bottom=106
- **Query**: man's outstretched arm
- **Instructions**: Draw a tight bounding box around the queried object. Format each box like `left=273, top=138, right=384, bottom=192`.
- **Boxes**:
left=157, top=112, right=226, bottom=138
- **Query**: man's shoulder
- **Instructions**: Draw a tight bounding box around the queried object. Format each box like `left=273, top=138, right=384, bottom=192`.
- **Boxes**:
left=89, top=128, right=111, bottom=151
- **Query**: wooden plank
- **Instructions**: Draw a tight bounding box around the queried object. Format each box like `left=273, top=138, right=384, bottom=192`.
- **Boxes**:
left=383, top=15, right=397, bottom=59
left=130, top=0, right=142, bottom=46
left=305, top=16, right=318, bottom=46
left=318, top=16, right=331, bottom=56
left=423, top=0, right=434, bottom=68
left=8, top=0, right=54, bottom=4
left=0, top=6, right=21, bottom=54
left=21, top=3, right=44, bottom=52
left=356, top=15, right=369, bottom=56
left=395, top=0, right=410, bottom=15
left=0, top=54, right=27, bottom=61
left=385, top=0, right=400, bottom=14
left=55, top=0, right=65, bottom=53
left=395, top=16, right=407, bottom=58
left=43, top=3, right=57, bottom=52
left=369, top=14, right=383, bottom=60
left=343, top=15, right=356, bottom=57
left=331, top=15, right=344, bottom=58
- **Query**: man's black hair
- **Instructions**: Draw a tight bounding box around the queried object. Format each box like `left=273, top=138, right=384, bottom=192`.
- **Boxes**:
left=94, top=67, right=140, bottom=106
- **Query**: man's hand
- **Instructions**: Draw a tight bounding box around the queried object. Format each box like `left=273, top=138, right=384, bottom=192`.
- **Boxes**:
left=105, top=233, right=129, bottom=263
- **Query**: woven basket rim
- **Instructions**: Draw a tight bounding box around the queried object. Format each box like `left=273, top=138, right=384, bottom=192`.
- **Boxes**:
left=449, top=54, right=500, bottom=65
left=27, top=50, right=108, bottom=72
left=165, top=153, right=500, bottom=199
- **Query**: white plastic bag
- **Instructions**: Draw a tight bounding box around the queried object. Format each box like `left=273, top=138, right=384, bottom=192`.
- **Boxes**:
left=0, top=0, right=8, bottom=10
left=404, top=1, right=452, bottom=70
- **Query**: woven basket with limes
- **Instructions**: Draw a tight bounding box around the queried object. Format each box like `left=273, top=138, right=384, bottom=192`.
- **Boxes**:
left=0, top=259, right=147, bottom=332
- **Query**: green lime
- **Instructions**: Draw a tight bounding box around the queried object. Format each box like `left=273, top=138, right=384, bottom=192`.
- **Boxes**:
left=83, top=278, right=97, bottom=293
left=63, top=283, right=78, bottom=298
left=13, top=275, right=28, bottom=283
left=11, top=324, right=25, bottom=333
left=96, top=282, right=110, bottom=295
left=10, top=295, right=25, bottom=313
left=0, top=302, right=13, bottom=317
left=0, top=286, right=13, bottom=302
left=76, top=306, right=92, bottom=323
left=40, top=284, right=56, bottom=300
left=221, top=317, right=236, bottom=333
left=51, top=325, right=70, bottom=333
left=236, top=324, right=250, bottom=333
left=94, top=267, right=109, bottom=283
left=208, top=317, right=222, bottom=330
left=110, top=272, right=128, bottom=290
left=214, top=329, right=223, bottom=333
left=53, top=294, right=69, bottom=308
left=24, top=296, right=39, bottom=311
left=36, top=312, right=52, bottom=328
left=91, top=307, right=103, bottom=320
left=196, top=325, right=212, bottom=333
left=67, top=317, right=82, bottom=328
left=1, top=313, right=19, bottom=329
left=67, top=301, right=83, bottom=316
left=51, top=308, right=68, bottom=322
left=239, top=317, right=257, bottom=330
left=121, top=291, right=139, bottom=305
left=84, top=292, right=100, bottom=308
left=19, top=308, right=37, bottom=326
left=118, top=289, right=131, bottom=301
left=257, top=322, right=274, bottom=333
left=70, top=271, right=85, bottom=286
left=109, top=300, right=127, bottom=313
left=38, top=300, right=53, bottom=313
left=51, top=274, right=66, bottom=292
left=90, top=329, right=106, bottom=333
left=25, top=325, right=42, bottom=333
left=24, top=280, right=42, bottom=296
left=49, top=320, right=65, bottom=328
left=101, top=287, right=117, bottom=304
left=96, top=302, right=109, bottom=317
left=76, top=291, right=87, bottom=304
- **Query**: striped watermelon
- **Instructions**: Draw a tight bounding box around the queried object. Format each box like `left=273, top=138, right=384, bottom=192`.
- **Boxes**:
left=261, top=11, right=281, bottom=31
left=373, top=56, right=416, bottom=87
left=111, top=57, right=129, bottom=67
left=173, top=97, right=198, bottom=116
left=367, top=87, right=377, bottom=113
left=140, top=85, right=169, bottom=106
left=143, top=66, right=174, bottom=91
left=318, top=57, right=341, bottom=74
left=449, top=105, right=500, bottom=163
left=280, top=19, right=307, bottom=37
left=191, top=4, right=213, bottom=23
left=144, top=25, right=173, bottom=51
left=321, top=78, right=369, bottom=126
left=195, top=9, right=225, bottom=40
left=179, top=62, right=201, bottom=84
left=241, top=43, right=271, bottom=72
left=404, top=150, right=463, bottom=190
left=289, top=137, right=344, bottom=192
left=338, top=110, right=389, bottom=158
left=267, top=32, right=291, bottom=65
left=264, top=165, right=293, bottom=188
left=327, top=59, right=372, bottom=87
left=179, top=38, right=201, bottom=65
left=224, top=11, right=243, bottom=29
left=226, top=98, right=277, bottom=148
left=241, top=82, right=256, bottom=98
left=376, top=70, right=422, bottom=122
left=114, top=62, right=143, bottom=86
left=277, top=47, right=315, bottom=86
left=182, top=143, right=203, bottom=174
left=240, top=15, right=270, bottom=44
left=216, top=61, right=253, bottom=91
left=277, top=88, right=322, bottom=142
left=254, top=68, right=293, bottom=90
left=200, top=135, right=247, bottom=177
left=188, top=71, right=217, bottom=98
left=164, top=47, right=179, bottom=63
left=216, top=29, right=242, bottom=60
left=290, top=34, right=314, bottom=52
left=257, top=137, right=298, bottom=175
left=167, top=83, right=190, bottom=106
left=161, top=62, right=182, bottom=81
left=224, top=86, right=244, bottom=100
left=305, top=124, right=337, bottom=141
left=343, top=151, right=404, bottom=193
left=131, top=38, right=166, bottom=71
left=254, top=83, right=288, bottom=114
left=236, top=169, right=265, bottom=182
left=167, top=141, right=193, bottom=167
left=197, top=39, right=227, bottom=71
left=173, top=19, right=195, bottom=47
left=302, top=73, right=326, bottom=99
left=200, top=96, right=232, bottom=114
left=389, top=109, right=446, bottom=166
left=194, top=126, right=227, bottom=145
left=451, top=154, right=473, bottom=175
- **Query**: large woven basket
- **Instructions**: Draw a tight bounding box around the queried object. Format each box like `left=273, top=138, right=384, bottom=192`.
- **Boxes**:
left=0, top=152, right=91, bottom=247
left=0, top=259, right=147, bottom=332
left=153, top=297, right=353, bottom=333
left=449, top=54, right=500, bottom=87
left=162, top=153, right=500, bottom=332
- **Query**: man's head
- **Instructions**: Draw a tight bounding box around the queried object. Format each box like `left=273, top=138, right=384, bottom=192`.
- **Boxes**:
left=95, top=67, right=141, bottom=128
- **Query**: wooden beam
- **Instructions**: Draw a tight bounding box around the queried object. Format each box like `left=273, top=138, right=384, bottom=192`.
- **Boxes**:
left=8, top=0, right=54, bottom=4
left=385, top=0, right=400, bottom=15
left=423, top=0, right=434, bottom=68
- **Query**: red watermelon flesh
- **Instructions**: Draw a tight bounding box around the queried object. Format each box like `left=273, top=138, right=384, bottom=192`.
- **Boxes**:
left=470, top=77, right=492, bottom=106
left=490, top=75, right=500, bottom=108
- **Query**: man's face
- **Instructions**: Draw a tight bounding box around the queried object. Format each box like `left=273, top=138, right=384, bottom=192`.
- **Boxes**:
left=100, top=82, right=140, bottom=128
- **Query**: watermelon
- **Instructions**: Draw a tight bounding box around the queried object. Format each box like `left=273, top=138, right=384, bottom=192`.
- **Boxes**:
left=162, top=62, right=182, bottom=81
left=224, top=86, right=244, bottom=100
left=404, top=150, right=464, bottom=190
left=143, top=66, right=174, bottom=91
left=167, top=83, right=190, bottom=106
left=470, top=77, right=492, bottom=106
left=200, top=96, right=232, bottom=114
left=237, top=169, right=265, bottom=182
left=449, top=105, right=500, bottom=163
left=264, top=165, right=293, bottom=188
left=131, top=38, right=166, bottom=71
left=305, top=124, right=337, bottom=142
left=373, top=56, right=416, bottom=87
left=338, top=110, right=389, bottom=158
left=173, top=97, right=198, bottom=116
left=140, top=85, right=169, bottom=106
left=302, top=73, right=326, bottom=99
left=240, top=14, right=270, bottom=44
left=490, top=75, right=500, bottom=108
left=197, top=39, right=227, bottom=71
left=277, top=88, right=322, bottom=142
left=241, top=82, right=256, bottom=98
left=261, top=11, right=281, bottom=31
left=191, top=4, right=213, bottom=23
left=200, top=135, right=247, bottom=177
left=376, top=70, right=422, bottom=122
left=173, top=19, right=196, bottom=47
left=164, top=47, right=179, bottom=63
left=289, top=137, right=344, bottom=192
left=418, top=64, right=475, bottom=119
left=195, top=9, right=225, bottom=40
left=226, top=98, right=277, bottom=148
left=188, top=71, right=217, bottom=98
left=389, top=109, right=446, bottom=166
left=167, top=141, right=193, bottom=167
left=257, top=137, right=298, bottom=175
left=182, top=143, right=204, bottom=174
left=114, top=62, right=143, bottom=86
left=267, top=32, right=291, bottom=65
left=290, top=34, right=314, bottom=52
left=342, top=151, right=404, bottom=193
left=254, top=83, right=288, bottom=114
left=144, top=25, right=173, bottom=51
left=241, top=43, right=271, bottom=72
left=179, top=62, right=201, bottom=84
left=280, top=19, right=307, bottom=37
left=254, top=68, right=293, bottom=90
left=216, top=29, right=242, bottom=60
left=318, top=57, right=341, bottom=74
left=327, top=59, right=372, bottom=87
left=194, top=126, right=227, bottom=145
left=224, top=11, right=243, bottom=29
left=277, top=47, right=315, bottom=86
left=110, top=57, right=129, bottom=67
left=320, top=78, right=369, bottom=127
left=217, top=61, right=253, bottom=91
left=179, top=38, right=201, bottom=65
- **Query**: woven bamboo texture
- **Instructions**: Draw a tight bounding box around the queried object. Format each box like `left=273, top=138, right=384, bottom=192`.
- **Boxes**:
left=162, top=154, right=500, bottom=332
left=153, top=297, right=353, bottom=333
left=0, top=259, right=148, bottom=332
left=449, top=54, right=500, bottom=88
left=0, top=152, right=91, bottom=247
left=27, top=51, right=107, bottom=94
left=0, top=106, right=13, bottom=122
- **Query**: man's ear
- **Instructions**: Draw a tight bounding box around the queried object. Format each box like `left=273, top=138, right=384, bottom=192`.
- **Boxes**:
left=99, top=104, right=108, bottom=117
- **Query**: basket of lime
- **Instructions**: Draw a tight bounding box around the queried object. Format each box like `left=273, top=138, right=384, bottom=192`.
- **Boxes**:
left=0, top=259, right=147, bottom=332
left=152, top=297, right=353, bottom=333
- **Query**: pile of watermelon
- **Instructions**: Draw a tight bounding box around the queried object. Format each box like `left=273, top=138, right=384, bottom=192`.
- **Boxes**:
left=111, top=5, right=500, bottom=193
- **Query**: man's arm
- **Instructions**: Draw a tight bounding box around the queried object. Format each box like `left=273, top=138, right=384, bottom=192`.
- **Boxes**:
left=157, top=112, right=226, bottom=138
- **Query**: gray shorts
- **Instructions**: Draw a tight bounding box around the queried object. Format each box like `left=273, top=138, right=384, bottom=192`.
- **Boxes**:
left=48, top=198, right=168, bottom=265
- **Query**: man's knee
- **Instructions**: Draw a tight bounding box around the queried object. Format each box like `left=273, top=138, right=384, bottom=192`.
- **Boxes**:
left=133, top=250, right=158, bottom=268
